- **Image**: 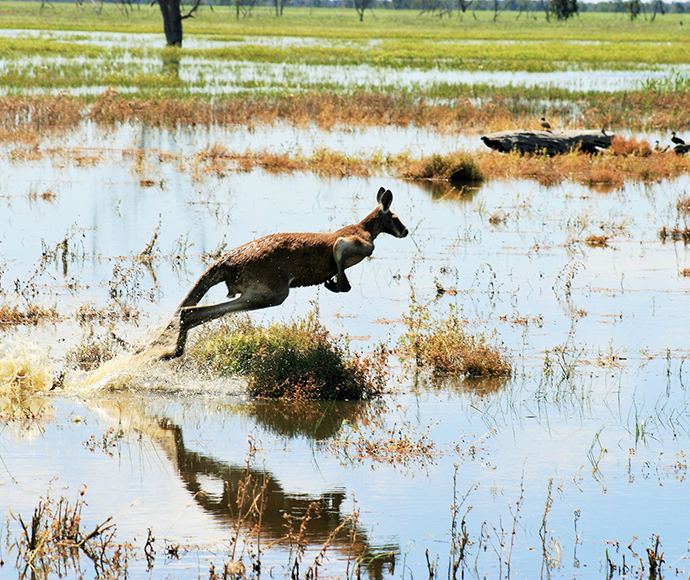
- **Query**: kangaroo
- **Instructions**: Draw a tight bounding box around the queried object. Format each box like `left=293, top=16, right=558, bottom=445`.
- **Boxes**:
left=146, top=187, right=408, bottom=360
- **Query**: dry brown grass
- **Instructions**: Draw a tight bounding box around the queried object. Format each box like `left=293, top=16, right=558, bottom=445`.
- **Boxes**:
left=2, top=90, right=690, bottom=135
left=75, top=301, right=140, bottom=324
left=329, top=422, right=437, bottom=469
left=66, top=333, right=121, bottom=371
left=659, top=226, right=690, bottom=244
left=4, top=111, right=690, bottom=186
left=610, top=135, right=653, bottom=157
left=0, top=304, right=60, bottom=327
left=0, top=94, right=82, bottom=130
left=677, top=196, right=690, bottom=214
left=476, top=146, right=690, bottom=187
left=584, top=235, right=610, bottom=247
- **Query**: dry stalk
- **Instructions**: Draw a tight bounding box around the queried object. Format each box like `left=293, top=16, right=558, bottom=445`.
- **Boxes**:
left=506, top=468, right=525, bottom=580
left=539, top=478, right=554, bottom=580
left=305, top=513, right=355, bottom=580
left=450, top=468, right=477, bottom=580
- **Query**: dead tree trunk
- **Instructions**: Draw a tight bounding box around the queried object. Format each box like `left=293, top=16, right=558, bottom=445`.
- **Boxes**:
left=153, top=0, right=202, bottom=46
left=157, top=0, right=183, bottom=45
left=481, top=130, right=614, bottom=155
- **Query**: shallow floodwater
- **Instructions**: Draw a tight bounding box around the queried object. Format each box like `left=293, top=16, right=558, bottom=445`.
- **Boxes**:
left=1, top=122, right=690, bottom=579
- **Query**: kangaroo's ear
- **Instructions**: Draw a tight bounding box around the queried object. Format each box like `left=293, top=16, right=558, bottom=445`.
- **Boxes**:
left=376, top=186, right=386, bottom=205
left=379, top=189, right=393, bottom=212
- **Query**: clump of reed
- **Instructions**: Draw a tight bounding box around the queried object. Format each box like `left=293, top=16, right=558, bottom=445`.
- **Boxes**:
left=186, top=313, right=387, bottom=400
left=401, top=152, right=484, bottom=184
left=610, top=135, right=653, bottom=157
left=584, top=234, right=610, bottom=247
left=9, top=486, right=128, bottom=578
left=399, top=298, right=512, bottom=378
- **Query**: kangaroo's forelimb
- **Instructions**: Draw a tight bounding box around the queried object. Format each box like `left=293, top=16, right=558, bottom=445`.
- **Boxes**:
left=324, top=235, right=374, bottom=293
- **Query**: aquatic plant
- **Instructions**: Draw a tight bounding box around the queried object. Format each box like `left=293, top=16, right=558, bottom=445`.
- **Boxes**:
left=399, top=297, right=512, bottom=378
left=187, top=313, right=387, bottom=400
left=329, top=420, right=437, bottom=469
left=401, top=152, right=485, bottom=184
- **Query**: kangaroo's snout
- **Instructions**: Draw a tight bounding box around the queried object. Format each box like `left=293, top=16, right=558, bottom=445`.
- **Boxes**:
left=390, top=213, right=409, bottom=238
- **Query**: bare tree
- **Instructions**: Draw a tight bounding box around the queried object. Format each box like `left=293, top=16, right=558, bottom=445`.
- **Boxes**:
left=354, top=0, right=372, bottom=22
left=551, top=0, right=577, bottom=19
left=627, top=0, right=641, bottom=19
left=235, top=0, right=256, bottom=19
left=150, top=0, right=203, bottom=46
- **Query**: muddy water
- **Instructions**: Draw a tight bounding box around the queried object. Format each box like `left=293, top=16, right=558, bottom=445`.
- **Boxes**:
left=1, top=123, right=690, bottom=579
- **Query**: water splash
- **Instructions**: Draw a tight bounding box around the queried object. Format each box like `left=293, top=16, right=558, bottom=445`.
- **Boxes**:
left=0, top=340, right=53, bottom=394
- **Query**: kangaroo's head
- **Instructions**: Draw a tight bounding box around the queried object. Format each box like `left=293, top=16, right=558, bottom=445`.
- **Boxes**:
left=374, top=187, right=409, bottom=239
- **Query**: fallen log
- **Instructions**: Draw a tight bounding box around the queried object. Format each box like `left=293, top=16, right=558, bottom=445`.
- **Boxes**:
left=481, top=130, right=614, bottom=155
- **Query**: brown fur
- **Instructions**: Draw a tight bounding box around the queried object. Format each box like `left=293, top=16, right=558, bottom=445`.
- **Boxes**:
left=145, top=187, right=408, bottom=360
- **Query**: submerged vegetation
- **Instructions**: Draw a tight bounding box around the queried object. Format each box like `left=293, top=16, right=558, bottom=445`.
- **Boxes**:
left=187, top=314, right=387, bottom=400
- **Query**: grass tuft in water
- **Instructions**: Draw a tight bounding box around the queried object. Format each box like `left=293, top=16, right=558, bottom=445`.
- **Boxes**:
left=187, top=313, right=387, bottom=400
left=402, top=152, right=485, bottom=184
left=399, top=297, right=511, bottom=378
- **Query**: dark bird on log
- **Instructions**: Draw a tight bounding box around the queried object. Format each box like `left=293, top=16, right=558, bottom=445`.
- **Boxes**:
left=539, top=117, right=552, bottom=131
left=671, top=131, right=685, bottom=145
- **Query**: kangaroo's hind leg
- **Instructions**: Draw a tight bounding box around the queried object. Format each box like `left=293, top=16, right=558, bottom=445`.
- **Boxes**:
left=180, top=283, right=291, bottom=331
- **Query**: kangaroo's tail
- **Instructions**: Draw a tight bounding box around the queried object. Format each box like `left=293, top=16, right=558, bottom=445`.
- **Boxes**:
left=178, top=259, right=231, bottom=310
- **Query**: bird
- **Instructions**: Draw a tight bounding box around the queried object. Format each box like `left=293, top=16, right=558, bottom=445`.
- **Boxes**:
left=671, top=131, right=685, bottom=145
left=539, top=117, right=552, bottom=131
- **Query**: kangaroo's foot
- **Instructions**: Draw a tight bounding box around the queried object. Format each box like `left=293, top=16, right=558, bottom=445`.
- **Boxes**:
left=140, top=315, right=186, bottom=360
left=324, top=275, right=351, bottom=293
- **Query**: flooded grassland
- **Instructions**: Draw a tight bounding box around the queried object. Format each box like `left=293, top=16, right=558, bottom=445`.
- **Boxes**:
left=2, top=9, right=690, bottom=580
left=2, top=118, right=690, bottom=580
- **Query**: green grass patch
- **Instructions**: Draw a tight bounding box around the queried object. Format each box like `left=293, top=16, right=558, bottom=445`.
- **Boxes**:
left=187, top=313, right=387, bottom=400
left=1, top=4, right=690, bottom=73
left=399, top=298, right=512, bottom=378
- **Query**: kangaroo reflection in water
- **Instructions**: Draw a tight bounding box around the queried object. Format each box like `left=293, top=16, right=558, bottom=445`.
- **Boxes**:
left=150, top=419, right=396, bottom=579
left=88, top=397, right=392, bottom=580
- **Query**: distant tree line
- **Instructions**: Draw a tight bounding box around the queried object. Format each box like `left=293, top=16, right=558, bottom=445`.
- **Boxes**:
left=53, top=0, right=690, bottom=12
left=196, top=0, right=689, bottom=13
left=44, top=0, right=688, bottom=46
